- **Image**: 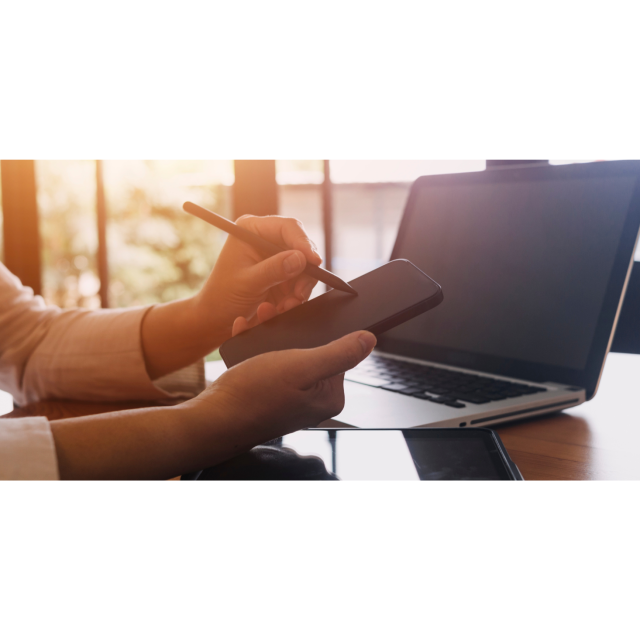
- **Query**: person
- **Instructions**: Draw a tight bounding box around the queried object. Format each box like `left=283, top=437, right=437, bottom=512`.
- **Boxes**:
left=0, top=214, right=376, bottom=480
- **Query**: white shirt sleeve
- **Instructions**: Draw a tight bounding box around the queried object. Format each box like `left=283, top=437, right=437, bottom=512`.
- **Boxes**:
left=0, top=418, right=59, bottom=480
left=0, top=262, right=207, bottom=480
left=0, top=262, right=205, bottom=405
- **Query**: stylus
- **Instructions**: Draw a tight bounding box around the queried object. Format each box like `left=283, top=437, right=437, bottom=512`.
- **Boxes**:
left=183, top=201, right=358, bottom=295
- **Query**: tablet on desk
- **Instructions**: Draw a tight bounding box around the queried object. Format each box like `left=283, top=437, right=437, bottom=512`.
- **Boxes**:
left=283, top=428, right=523, bottom=480
left=187, top=428, right=523, bottom=481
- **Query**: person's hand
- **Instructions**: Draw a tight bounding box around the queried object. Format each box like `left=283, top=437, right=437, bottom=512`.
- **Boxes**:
left=183, top=331, right=377, bottom=458
left=140, top=215, right=323, bottom=380
left=51, top=330, right=376, bottom=479
left=195, top=215, right=322, bottom=340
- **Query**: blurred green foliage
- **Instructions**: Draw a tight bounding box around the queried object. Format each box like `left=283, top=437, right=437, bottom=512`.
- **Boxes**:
left=37, top=160, right=101, bottom=308
left=35, top=160, right=233, bottom=310
left=103, top=161, right=233, bottom=308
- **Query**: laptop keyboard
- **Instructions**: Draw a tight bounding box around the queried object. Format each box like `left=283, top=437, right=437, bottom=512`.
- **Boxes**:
left=346, top=354, right=547, bottom=409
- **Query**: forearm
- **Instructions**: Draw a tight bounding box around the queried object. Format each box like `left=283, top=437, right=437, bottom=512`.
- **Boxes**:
left=141, top=295, right=230, bottom=380
left=49, top=330, right=376, bottom=480
left=140, top=214, right=322, bottom=381
left=50, top=400, right=255, bottom=480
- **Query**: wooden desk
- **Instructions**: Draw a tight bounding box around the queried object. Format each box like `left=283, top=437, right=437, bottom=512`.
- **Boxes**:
left=496, top=352, right=640, bottom=480
left=4, top=355, right=640, bottom=480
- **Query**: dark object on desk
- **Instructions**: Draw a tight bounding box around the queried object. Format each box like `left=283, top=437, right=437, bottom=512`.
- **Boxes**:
left=185, top=428, right=522, bottom=481
left=182, top=446, right=338, bottom=481
left=219, top=260, right=443, bottom=367
left=183, top=201, right=357, bottom=295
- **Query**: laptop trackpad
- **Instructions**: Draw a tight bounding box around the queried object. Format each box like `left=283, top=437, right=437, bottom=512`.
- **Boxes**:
left=325, top=381, right=454, bottom=429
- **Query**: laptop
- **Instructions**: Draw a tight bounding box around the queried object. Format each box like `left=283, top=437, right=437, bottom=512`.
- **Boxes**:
left=322, top=160, right=640, bottom=430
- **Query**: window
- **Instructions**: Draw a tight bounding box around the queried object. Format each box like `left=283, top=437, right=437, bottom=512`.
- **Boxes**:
left=102, top=160, right=233, bottom=307
left=276, top=160, right=325, bottom=267
left=14, top=160, right=235, bottom=309
left=331, top=161, right=486, bottom=281
left=276, top=160, right=486, bottom=283
left=13, top=159, right=636, bottom=315
left=36, top=160, right=100, bottom=308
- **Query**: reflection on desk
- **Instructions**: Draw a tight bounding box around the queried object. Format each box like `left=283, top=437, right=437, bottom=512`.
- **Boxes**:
left=284, top=430, right=420, bottom=480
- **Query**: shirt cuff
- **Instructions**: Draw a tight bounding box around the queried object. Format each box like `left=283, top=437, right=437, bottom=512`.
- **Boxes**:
left=21, top=305, right=206, bottom=404
left=0, top=417, right=59, bottom=480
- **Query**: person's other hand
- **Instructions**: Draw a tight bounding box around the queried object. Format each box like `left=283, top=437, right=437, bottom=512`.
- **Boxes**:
left=196, top=215, right=322, bottom=340
left=185, top=331, right=377, bottom=459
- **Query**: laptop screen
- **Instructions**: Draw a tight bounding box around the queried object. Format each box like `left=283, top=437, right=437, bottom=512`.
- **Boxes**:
left=384, top=163, right=640, bottom=378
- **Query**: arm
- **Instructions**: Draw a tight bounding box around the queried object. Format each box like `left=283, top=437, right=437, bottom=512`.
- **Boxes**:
left=0, top=215, right=318, bottom=403
left=50, top=331, right=376, bottom=480
left=0, top=262, right=61, bottom=404
left=0, top=262, right=201, bottom=405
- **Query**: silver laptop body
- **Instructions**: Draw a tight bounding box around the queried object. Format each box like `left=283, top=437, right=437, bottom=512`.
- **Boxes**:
left=334, top=357, right=585, bottom=429
left=321, top=161, right=640, bottom=430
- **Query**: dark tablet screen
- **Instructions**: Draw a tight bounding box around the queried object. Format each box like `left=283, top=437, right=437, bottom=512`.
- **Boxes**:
left=280, top=429, right=518, bottom=480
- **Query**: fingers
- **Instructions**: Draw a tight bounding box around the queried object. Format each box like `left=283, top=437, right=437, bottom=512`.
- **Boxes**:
left=232, top=302, right=280, bottom=337
left=257, top=302, right=278, bottom=324
left=242, top=249, right=307, bottom=294
left=293, top=275, right=318, bottom=301
left=280, top=297, right=301, bottom=313
left=237, top=215, right=322, bottom=267
left=232, top=316, right=250, bottom=337
left=234, top=216, right=321, bottom=301
left=290, top=331, right=377, bottom=388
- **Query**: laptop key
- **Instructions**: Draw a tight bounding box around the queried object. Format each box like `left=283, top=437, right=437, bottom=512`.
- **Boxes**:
left=429, top=396, right=465, bottom=407
left=387, top=374, right=413, bottom=382
left=454, top=394, right=491, bottom=404
left=426, top=396, right=448, bottom=404
left=412, top=392, right=455, bottom=406
left=381, top=383, right=418, bottom=393
left=397, top=387, right=423, bottom=396
left=413, top=391, right=436, bottom=400
left=358, top=358, right=547, bottom=403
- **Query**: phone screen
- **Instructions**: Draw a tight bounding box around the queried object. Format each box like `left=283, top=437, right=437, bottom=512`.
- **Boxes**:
left=220, top=260, right=442, bottom=367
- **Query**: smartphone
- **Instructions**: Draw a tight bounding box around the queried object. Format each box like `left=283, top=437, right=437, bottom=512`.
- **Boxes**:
left=219, top=259, right=443, bottom=367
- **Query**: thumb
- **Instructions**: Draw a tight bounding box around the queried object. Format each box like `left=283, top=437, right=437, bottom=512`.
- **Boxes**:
left=291, top=331, right=377, bottom=388
left=244, top=250, right=306, bottom=293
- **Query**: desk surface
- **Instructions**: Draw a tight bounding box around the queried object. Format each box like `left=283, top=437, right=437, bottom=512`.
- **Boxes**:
left=4, top=354, right=640, bottom=480
left=496, top=352, right=640, bottom=480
